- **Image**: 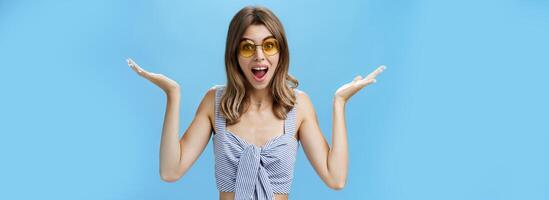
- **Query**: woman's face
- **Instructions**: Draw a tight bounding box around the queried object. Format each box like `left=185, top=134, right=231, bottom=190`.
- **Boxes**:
left=237, top=24, right=280, bottom=90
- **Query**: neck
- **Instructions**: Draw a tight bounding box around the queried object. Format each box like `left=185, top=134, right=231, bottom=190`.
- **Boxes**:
left=247, top=87, right=272, bottom=111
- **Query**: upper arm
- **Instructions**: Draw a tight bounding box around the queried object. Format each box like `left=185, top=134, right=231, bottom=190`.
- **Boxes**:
left=296, top=91, right=333, bottom=184
left=175, top=87, right=216, bottom=177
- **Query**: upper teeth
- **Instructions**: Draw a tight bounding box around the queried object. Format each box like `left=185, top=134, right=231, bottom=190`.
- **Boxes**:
left=253, top=67, right=267, bottom=70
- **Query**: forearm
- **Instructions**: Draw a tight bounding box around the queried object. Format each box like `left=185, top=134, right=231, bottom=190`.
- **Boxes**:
left=159, top=90, right=182, bottom=179
left=327, top=98, right=348, bottom=188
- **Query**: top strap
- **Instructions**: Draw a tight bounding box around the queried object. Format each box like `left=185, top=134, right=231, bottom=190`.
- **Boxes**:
left=214, top=85, right=226, bottom=134
left=284, top=88, right=299, bottom=137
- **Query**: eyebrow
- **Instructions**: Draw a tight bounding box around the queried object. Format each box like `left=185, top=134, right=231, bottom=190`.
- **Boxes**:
left=241, top=35, right=275, bottom=42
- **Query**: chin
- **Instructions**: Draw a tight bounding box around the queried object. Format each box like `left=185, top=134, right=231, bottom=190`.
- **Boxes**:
left=246, top=76, right=272, bottom=90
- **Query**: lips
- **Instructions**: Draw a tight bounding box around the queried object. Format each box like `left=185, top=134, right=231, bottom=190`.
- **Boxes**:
left=251, top=65, right=268, bottom=82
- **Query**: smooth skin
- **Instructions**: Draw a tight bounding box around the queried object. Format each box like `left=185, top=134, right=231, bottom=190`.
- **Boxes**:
left=127, top=25, right=385, bottom=200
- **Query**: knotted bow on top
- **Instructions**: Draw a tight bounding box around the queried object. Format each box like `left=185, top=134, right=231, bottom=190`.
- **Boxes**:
left=234, top=145, right=274, bottom=200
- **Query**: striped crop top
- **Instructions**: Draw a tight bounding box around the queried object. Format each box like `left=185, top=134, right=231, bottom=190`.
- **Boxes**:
left=213, top=85, right=300, bottom=200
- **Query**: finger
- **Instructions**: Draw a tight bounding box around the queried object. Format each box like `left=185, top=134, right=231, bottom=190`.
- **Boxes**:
left=128, top=61, right=140, bottom=73
left=366, top=65, right=385, bottom=79
left=353, top=75, right=363, bottom=82
left=127, top=58, right=136, bottom=68
left=357, top=78, right=376, bottom=87
left=127, top=58, right=151, bottom=77
left=127, top=58, right=140, bottom=72
left=366, top=65, right=386, bottom=80
left=127, top=58, right=145, bottom=73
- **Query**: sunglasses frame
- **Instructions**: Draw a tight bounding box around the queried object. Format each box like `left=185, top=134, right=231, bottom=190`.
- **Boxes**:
left=238, top=37, right=279, bottom=58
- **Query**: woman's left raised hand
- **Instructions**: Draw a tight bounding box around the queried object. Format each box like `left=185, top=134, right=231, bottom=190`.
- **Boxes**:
left=335, top=65, right=386, bottom=103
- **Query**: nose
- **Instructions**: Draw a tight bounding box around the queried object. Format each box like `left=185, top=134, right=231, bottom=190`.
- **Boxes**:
left=254, top=46, right=266, bottom=61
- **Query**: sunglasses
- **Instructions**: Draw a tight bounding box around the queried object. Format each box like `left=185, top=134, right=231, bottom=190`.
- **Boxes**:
left=238, top=37, right=279, bottom=58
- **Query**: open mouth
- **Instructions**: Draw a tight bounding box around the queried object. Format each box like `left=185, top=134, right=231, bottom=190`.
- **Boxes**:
left=251, top=66, right=268, bottom=81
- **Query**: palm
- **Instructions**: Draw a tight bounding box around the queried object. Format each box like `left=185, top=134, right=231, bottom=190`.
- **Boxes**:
left=127, top=58, right=180, bottom=93
left=335, top=65, right=386, bottom=102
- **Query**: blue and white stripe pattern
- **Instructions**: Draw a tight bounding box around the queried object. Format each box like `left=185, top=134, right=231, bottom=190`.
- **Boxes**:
left=213, top=85, right=299, bottom=200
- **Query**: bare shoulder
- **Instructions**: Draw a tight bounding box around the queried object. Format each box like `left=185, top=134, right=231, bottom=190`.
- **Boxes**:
left=295, top=89, right=315, bottom=128
left=196, top=86, right=219, bottom=123
left=296, top=89, right=314, bottom=111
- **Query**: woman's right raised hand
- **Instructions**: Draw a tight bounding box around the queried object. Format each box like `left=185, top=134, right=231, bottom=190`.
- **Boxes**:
left=127, top=58, right=180, bottom=94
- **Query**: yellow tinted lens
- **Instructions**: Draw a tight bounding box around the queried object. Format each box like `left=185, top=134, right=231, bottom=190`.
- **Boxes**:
left=239, top=40, right=255, bottom=57
left=262, top=38, right=279, bottom=56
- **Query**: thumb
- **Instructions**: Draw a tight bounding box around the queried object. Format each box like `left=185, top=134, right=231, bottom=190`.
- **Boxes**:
left=353, top=75, right=363, bottom=82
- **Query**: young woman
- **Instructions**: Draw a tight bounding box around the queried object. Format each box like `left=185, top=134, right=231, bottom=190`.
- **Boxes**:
left=127, top=6, right=385, bottom=200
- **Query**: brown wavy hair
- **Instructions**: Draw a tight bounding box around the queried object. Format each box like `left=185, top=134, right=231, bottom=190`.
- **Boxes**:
left=221, top=6, right=298, bottom=125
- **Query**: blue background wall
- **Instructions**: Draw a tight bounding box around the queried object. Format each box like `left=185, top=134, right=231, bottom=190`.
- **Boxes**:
left=1, top=0, right=548, bottom=199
